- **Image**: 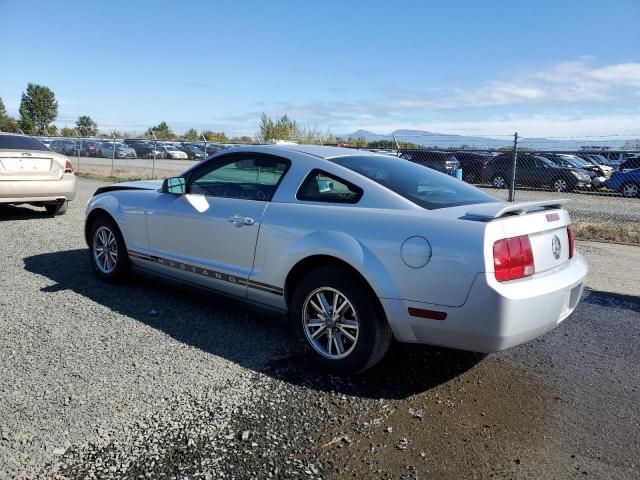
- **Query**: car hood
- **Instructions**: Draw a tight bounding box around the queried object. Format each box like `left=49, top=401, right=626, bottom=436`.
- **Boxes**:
left=94, top=179, right=163, bottom=196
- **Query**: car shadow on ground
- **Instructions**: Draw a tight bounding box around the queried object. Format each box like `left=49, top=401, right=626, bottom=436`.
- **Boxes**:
left=0, top=204, right=52, bottom=220
left=582, top=288, right=640, bottom=313
left=24, top=248, right=487, bottom=400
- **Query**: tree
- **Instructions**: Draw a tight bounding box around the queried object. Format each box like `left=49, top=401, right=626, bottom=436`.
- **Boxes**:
left=347, top=136, right=368, bottom=148
left=76, top=115, right=98, bottom=137
left=202, top=130, right=228, bottom=142
left=60, top=126, right=77, bottom=137
left=183, top=128, right=199, bottom=141
left=257, top=113, right=302, bottom=142
left=0, top=97, right=20, bottom=133
left=18, top=83, right=58, bottom=134
left=230, top=135, right=253, bottom=144
left=145, top=121, right=175, bottom=140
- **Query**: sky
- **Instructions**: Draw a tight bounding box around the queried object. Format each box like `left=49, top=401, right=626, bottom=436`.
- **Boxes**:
left=1, top=0, right=639, bottom=139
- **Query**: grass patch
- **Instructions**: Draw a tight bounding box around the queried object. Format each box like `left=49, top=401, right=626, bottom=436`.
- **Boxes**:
left=76, top=172, right=149, bottom=183
left=572, top=220, right=640, bottom=245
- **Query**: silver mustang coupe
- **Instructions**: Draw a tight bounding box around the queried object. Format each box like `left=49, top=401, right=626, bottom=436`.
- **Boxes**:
left=85, top=145, right=588, bottom=374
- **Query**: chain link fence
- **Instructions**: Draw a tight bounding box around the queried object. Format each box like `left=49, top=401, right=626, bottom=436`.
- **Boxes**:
left=37, top=133, right=640, bottom=244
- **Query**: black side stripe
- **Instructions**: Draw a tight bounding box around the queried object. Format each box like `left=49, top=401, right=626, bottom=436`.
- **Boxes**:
left=128, top=250, right=284, bottom=296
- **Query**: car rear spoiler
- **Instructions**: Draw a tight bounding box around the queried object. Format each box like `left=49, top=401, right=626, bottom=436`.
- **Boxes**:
left=465, top=199, right=567, bottom=220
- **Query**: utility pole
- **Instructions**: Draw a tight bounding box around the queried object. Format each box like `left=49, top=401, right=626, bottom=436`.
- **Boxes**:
left=151, top=130, right=158, bottom=179
left=201, top=133, right=207, bottom=160
left=508, top=132, right=519, bottom=202
left=392, top=135, right=401, bottom=157
left=111, top=132, right=116, bottom=177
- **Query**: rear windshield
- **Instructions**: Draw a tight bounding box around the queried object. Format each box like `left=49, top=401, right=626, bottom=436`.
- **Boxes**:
left=331, top=155, right=497, bottom=210
left=0, top=135, right=50, bottom=151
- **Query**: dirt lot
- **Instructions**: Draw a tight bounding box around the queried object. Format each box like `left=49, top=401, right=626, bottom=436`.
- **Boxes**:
left=0, top=177, right=639, bottom=479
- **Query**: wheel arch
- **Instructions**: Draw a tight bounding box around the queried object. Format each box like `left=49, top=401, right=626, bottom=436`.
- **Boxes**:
left=284, top=254, right=390, bottom=333
left=85, top=207, right=115, bottom=246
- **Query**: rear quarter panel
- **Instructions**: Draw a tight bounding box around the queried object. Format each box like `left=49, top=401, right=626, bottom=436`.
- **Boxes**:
left=252, top=203, right=487, bottom=308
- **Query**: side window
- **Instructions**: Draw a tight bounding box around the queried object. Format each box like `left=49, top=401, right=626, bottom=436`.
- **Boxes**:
left=189, top=155, right=289, bottom=201
left=297, top=169, right=363, bottom=204
left=518, top=157, right=535, bottom=168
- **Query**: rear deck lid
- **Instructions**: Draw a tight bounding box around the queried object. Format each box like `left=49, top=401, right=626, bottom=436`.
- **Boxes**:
left=0, top=151, right=65, bottom=181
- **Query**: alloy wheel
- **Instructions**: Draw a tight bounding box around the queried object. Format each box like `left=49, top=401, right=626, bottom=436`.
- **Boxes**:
left=93, top=226, right=118, bottom=274
left=302, top=287, right=360, bottom=360
left=554, top=179, right=568, bottom=191
left=493, top=176, right=506, bottom=189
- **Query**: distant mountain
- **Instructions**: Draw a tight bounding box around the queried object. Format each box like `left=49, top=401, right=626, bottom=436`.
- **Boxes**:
left=341, top=129, right=631, bottom=150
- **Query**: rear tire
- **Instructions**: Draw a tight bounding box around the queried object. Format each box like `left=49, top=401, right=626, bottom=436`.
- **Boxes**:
left=88, top=215, right=130, bottom=283
left=45, top=200, right=68, bottom=216
left=492, top=174, right=507, bottom=189
left=290, top=267, right=392, bottom=375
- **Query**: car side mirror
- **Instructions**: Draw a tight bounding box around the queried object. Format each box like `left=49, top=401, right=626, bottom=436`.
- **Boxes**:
left=317, top=179, right=334, bottom=193
left=161, top=176, right=186, bottom=195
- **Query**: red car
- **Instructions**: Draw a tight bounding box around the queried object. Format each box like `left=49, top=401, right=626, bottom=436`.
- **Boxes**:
left=81, top=141, right=99, bottom=157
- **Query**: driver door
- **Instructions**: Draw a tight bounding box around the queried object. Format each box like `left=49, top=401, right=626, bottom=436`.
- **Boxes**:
left=145, top=153, right=290, bottom=298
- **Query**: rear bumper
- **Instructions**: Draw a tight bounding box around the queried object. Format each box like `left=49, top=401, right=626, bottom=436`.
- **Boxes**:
left=382, top=253, right=588, bottom=353
left=0, top=174, right=77, bottom=203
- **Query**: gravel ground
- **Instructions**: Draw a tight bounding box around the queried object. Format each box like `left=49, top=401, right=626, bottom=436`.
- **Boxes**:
left=0, top=177, right=639, bottom=479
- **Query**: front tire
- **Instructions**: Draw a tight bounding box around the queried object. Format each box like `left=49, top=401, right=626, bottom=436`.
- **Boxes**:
left=45, top=200, right=68, bottom=216
left=553, top=177, right=571, bottom=192
left=290, top=267, right=392, bottom=375
left=89, top=215, right=130, bottom=282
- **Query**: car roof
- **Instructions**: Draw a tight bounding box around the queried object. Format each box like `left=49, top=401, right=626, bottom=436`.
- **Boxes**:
left=250, top=144, right=385, bottom=159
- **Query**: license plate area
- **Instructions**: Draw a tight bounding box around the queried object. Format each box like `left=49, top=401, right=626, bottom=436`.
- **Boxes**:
left=1, top=157, right=52, bottom=172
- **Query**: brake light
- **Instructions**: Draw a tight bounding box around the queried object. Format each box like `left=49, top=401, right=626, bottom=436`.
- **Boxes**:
left=482, top=160, right=489, bottom=169
left=567, top=225, right=575, bottom=258
left=64, top=160, right=74, bottom=173
left=493, top=235, right=535, bottom=282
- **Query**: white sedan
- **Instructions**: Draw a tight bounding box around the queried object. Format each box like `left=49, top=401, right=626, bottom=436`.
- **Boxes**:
left=0, top=133, right=76, bottom=215
left=84, top=145, right=588, bottom=374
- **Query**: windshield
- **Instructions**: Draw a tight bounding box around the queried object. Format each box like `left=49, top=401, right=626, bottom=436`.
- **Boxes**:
left=331, top=155, right=497, bottom=210
left=0, top=134, right=50, bottom=151
left=559, top=155, right=588, bottom=167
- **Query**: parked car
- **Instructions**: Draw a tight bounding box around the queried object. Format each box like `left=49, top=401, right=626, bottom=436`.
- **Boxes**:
left=605, top=168, right=640, bottom=198
left=205, top=143, right=231, bottom=156
left=142, top=144, right=165, bottom=159
left=577, top=154, right=614, bottom=177
left=485, top=153, right=592, bottom=192
left=84, top=145, right=587, bottom=374
left=0, top=133, right=76, bottom=215
left=50, top=139, right=76, bottom=156
left=100, top=142, right=137, bottom=159
left=540, top=153, right=604, bottom=187
left=80, top=140, right=99, bottom=157
left=453, top=151, right=495, bottom=183
left=179, top=144, right=205, bottom=160
left=399, top=150, right=459, bottom=174
left=156, top=144, right=188, bottom=160
left=618, top=155, right=640, bottom=171
left=124, top=139, right=154, bottom=158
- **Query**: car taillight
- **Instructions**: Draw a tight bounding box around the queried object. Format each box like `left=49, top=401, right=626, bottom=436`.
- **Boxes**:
left=493, top=235, right=535, bottom=282
left=64, top=160, right=74, bottom=173
left=567, top=225, right=575, bottom=259
left=482, top=160, right=489, bottom=169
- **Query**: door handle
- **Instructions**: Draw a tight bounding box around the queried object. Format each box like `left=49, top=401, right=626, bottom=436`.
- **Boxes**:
left=228, top=215, right=255, bottom=226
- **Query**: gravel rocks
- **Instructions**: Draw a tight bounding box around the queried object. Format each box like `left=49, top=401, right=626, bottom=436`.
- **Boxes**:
left=1, top=178, right=639, bottom=479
